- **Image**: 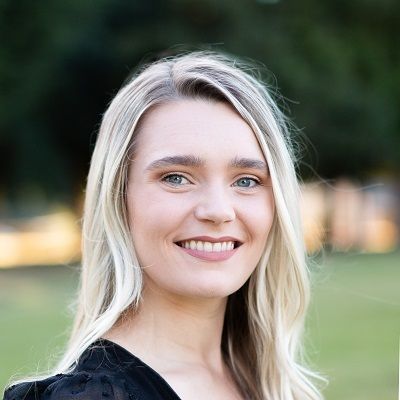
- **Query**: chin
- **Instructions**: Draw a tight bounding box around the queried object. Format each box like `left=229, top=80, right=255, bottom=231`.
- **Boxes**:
left=178, top=278, right=246, bottom=299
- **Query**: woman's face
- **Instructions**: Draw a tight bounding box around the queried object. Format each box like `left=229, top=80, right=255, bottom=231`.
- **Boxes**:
left=127, top=99, right=274, bottom=299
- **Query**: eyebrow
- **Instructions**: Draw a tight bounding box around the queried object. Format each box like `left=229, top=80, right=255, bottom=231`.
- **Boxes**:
left=145, top=155, right=268, bottom=173
left=230, top=156, right=268, bottom=172
left=145, top=155, right=204, bottom=171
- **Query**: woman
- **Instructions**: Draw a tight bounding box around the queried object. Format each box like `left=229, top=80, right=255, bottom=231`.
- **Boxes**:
left=4, top=51, right=323, bottom=399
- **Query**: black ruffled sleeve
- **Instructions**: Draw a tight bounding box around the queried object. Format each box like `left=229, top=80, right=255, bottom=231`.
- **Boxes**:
left=3, top=372, right=133, bottom=400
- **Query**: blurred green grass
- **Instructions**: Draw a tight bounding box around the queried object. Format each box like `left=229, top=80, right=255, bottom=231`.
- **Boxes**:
left=307, top=251, right=399, bottom=399
left=1, top=252, right=399, bottom=399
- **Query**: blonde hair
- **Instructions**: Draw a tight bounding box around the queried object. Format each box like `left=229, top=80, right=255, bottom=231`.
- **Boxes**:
left=55, top=51, right=323, bottom=399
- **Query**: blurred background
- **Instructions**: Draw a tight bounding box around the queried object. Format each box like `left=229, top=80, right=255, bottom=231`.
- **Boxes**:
left=0, top=0, right=399, bottom=399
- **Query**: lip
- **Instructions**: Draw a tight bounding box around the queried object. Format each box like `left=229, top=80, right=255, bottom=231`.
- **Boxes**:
left=175, top=235, right=242, bottom=244
left=174, top=235, right=243, bottom=262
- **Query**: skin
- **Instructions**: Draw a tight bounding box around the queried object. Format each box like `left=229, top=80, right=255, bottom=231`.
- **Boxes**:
left=106, top=99, right=275, bottom=399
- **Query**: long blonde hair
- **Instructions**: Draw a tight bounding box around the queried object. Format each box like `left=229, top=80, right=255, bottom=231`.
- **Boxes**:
left=56, top=51, right=323, bottom=399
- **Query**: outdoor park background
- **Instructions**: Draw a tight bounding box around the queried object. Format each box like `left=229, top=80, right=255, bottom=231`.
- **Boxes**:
left=0, top=1, right=399, bottom=399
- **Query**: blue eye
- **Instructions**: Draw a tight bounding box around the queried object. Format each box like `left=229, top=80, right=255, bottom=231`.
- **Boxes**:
left=234, top=177, right=259, bottom=188
left=162, top=174, right=190, bottom=186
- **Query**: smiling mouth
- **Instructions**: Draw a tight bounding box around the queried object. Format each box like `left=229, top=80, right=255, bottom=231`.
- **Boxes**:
left=174, top=240, right=242, bottom=252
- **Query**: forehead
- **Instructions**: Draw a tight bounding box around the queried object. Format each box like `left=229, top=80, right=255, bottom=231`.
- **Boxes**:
left=134, top=99, right=265, bottom=162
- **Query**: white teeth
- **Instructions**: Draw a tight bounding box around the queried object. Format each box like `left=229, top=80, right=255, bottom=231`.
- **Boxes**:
left=180, top=240, right=236, bottom=252
left=204, top=242, right=212, bottom=252
left=213, top=242, right=221, bottom=252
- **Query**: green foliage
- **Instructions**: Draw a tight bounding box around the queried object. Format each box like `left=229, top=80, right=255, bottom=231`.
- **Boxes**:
left=0, top=0, right=399, bottom=200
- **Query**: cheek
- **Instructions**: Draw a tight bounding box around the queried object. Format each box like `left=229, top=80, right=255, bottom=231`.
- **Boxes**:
left=246, top=192, right=275, bottom=242
left=127, top=190, right=188, bottom=255
left=127, top=191, right=156, bottom=261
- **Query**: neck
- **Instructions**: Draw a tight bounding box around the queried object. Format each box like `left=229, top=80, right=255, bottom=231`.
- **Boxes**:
left=106, top=282, right=228, bottom=370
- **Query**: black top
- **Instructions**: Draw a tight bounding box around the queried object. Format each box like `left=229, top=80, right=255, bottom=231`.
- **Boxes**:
left=3, top=339, right=182, bottom=400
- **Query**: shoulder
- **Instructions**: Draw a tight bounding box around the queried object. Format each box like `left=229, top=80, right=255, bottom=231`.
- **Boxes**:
left=3, top=371, right=131, bottom=400
left=3, top=339, right=136, bottom=400
left=3, top=339, right=181, bottom=400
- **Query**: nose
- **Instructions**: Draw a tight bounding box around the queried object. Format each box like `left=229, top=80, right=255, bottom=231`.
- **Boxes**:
left=194, top=185, right=236, bottom=224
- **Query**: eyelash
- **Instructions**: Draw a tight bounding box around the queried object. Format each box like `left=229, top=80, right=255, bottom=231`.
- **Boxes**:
left=161, top=173, right=191, bottom=186
left=233, top=177, right=261, bottom=188
left=161, top=173, right=261, bottom=189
